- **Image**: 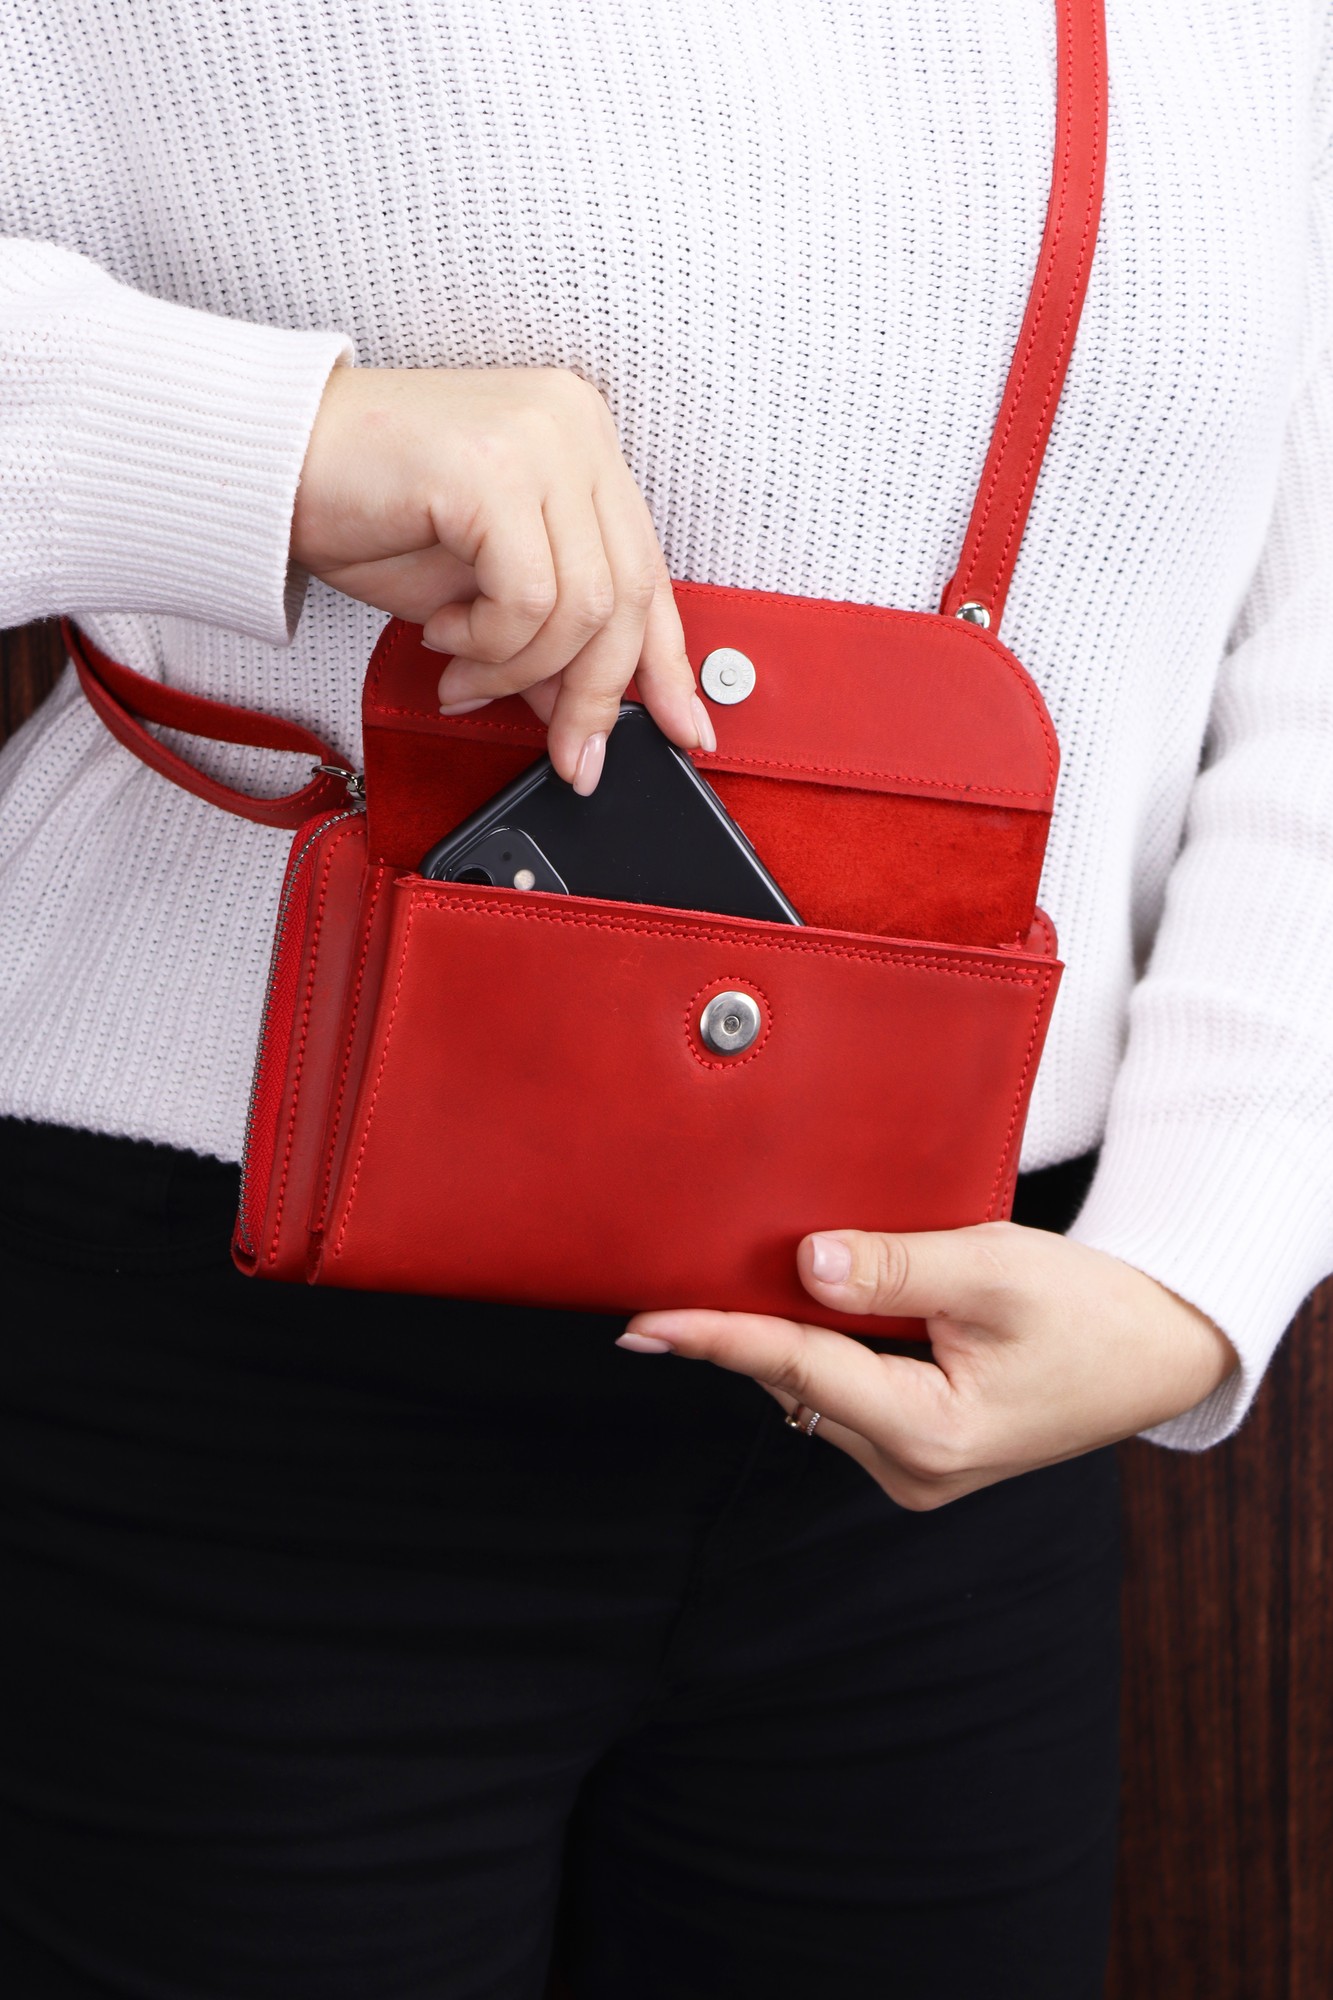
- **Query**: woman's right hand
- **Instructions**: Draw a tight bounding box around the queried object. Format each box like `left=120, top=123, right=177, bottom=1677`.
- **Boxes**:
left=290, top=365, right=713, bottom=793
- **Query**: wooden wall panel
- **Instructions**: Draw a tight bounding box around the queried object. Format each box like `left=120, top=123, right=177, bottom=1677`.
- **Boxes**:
left=1, top=617, right=64, bottom=738
left=1107, top=1284, right=1333, bottom=1999
left=3, top=616, right=1331, bottom=1996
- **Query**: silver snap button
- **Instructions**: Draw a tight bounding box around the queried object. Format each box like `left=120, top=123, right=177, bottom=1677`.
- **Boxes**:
left=700, top=647, right=757, bottom=705
left=699, top=990, right=762, bottom=1055
left=955, top=601, right=991, bottom=628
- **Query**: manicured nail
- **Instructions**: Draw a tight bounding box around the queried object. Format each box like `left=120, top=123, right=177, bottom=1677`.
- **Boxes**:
left=691, top=693, right=717, bottom=754
left=809, top=1234, right=853, bottom=1284
left=438, top=696, right=494, bottom=715
left=616, top=1331, right=676, bottom=1354
left=573, top=733, right=607, bottom=796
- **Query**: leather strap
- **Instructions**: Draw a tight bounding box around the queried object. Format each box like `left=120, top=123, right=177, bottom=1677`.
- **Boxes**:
left=940, top=0, right=1108, bottom=632
left=68, top=0, right=1106, bottom=812
left=63, top=619, right=356, bottom=829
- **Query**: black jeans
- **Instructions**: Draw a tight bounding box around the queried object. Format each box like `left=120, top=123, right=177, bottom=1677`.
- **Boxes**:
left=0, top=1119, right=1117, bottom=2000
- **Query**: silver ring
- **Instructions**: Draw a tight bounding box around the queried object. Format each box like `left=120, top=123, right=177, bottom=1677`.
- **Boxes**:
left=783, top=1403, right=823, bottom=1437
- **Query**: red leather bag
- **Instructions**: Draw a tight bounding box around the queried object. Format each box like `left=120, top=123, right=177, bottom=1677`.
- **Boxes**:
left=68, top=0, right=1107, bottom=1337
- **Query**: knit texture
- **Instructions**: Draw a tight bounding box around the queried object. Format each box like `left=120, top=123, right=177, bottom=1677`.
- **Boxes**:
left=2, top=0, right=1333, bottom=1449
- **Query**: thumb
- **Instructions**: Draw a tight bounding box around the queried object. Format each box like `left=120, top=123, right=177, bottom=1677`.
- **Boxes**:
left=798, top=1222, right=1033, bottom=1329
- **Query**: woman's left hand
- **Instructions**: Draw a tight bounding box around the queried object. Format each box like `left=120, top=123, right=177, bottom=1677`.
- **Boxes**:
left=618, top=1224, right=1238, bottom=1508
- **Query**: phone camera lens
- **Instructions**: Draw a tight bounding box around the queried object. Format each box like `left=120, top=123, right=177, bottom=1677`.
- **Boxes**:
left=455, top=866, right=493, bottom=885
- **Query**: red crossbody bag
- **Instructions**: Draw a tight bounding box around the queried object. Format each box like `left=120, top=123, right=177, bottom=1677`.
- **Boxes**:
left=67, top=0, right=1106, bottom=1339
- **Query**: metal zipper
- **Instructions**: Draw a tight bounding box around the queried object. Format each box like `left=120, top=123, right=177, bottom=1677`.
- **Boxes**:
left=235, top=804, right=362, bottom=1257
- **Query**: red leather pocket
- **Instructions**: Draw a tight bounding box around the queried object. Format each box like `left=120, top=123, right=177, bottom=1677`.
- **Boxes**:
left=315, top=879, right=1060, bottom=1333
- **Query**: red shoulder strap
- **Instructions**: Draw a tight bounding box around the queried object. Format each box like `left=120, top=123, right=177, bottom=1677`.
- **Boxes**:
left=68, top=0, right=1106, bottom=815
left=63, top=618, right=358, bottom=829
left=940, top=0, right=1108, bottom=633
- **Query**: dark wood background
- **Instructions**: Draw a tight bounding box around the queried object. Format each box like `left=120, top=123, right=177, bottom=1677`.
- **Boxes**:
left=3, top=619, right=1329, bottom=1996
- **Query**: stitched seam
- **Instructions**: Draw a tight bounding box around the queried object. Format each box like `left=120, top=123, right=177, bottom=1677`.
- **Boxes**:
left=376, top=709, right=544, bottom=733
left=956, top=0, right=1101, bottom=622
left=235, top=810, right=355, bottom=1260
left=959, top=0, right=1076, bottom=596
left=985, top=970, right=1058, bottom=1216
left=1027, top=906, right=1057, bottom=955
left=963, top=0, right=1075, bottom=587
left=331, top=896, right=429, bottom=1257
left=366, top=717, right=1050, bottom=801
left=683, top=977, right=775, bottom=1072
left=266, top=818, right=363, bottom=1262
left=364, top=614, right=414, bottom=710
left=987, top=7, right=1102, bottom=607
left=316, top=867, right=391, bottom=1227
left=399, top=885, right=1051, bottom=980
left=381, top=720, right=1050, bottom=797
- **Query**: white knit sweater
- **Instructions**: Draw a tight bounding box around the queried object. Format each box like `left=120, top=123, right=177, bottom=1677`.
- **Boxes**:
left=3, top=0, right=1332, bottom=1450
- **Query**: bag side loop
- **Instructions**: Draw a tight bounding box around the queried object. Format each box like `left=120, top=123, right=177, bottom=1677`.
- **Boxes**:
left=63, top=618, right=358, bottom=829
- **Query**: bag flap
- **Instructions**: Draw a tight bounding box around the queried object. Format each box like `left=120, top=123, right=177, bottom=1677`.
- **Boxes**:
left=361, top=582, right=1059, bottom=945
left=365, top=582, right=1056, bottom=802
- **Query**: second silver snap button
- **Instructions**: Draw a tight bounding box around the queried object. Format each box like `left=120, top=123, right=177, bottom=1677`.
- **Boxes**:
left=699, top=990, right=762, bottom=1055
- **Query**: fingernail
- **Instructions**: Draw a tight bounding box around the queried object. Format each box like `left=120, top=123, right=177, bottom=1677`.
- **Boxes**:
left=616, top=1331, right=676, bottom=1354
left=422, top=640, right=448, bottom=654
left=438, top=696, right=494, bottom=715
left=809, top=1234, right=853, bottom=1284
left=691, top=693, right=717, bottom=755
left=572, top=733, right=607, bottom=796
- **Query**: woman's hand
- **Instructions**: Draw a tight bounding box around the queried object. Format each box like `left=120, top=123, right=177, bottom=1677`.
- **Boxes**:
left=291, top=366, right=712, bottom=792
left=619, top=1224, right=1238, bottom=1508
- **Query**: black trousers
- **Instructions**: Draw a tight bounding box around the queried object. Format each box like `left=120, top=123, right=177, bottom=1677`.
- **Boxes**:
left=0, top=1119, right=1118, bottom=2000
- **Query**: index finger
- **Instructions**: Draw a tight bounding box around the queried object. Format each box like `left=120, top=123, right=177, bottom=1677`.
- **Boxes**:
left=621, top=1306, right=952, bottom=1447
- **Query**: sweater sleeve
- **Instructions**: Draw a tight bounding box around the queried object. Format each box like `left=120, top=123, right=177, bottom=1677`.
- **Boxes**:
left=0, top=239, right=351, bottom=646
left=1067, top=40, right=1333, bottom=1451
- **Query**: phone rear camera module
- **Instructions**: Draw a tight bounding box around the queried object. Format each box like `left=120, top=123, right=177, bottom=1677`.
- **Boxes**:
left=425, top=826, right=569, bottom=896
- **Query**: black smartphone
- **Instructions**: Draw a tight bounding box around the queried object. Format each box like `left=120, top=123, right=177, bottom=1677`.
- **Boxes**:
left=420, top=703, right=801, bottom=925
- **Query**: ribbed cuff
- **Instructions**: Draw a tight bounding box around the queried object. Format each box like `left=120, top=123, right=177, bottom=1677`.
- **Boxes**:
left=11, top=248, right=351, bottom=644
left=1068, top=1113, right=1333, bottom=1451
